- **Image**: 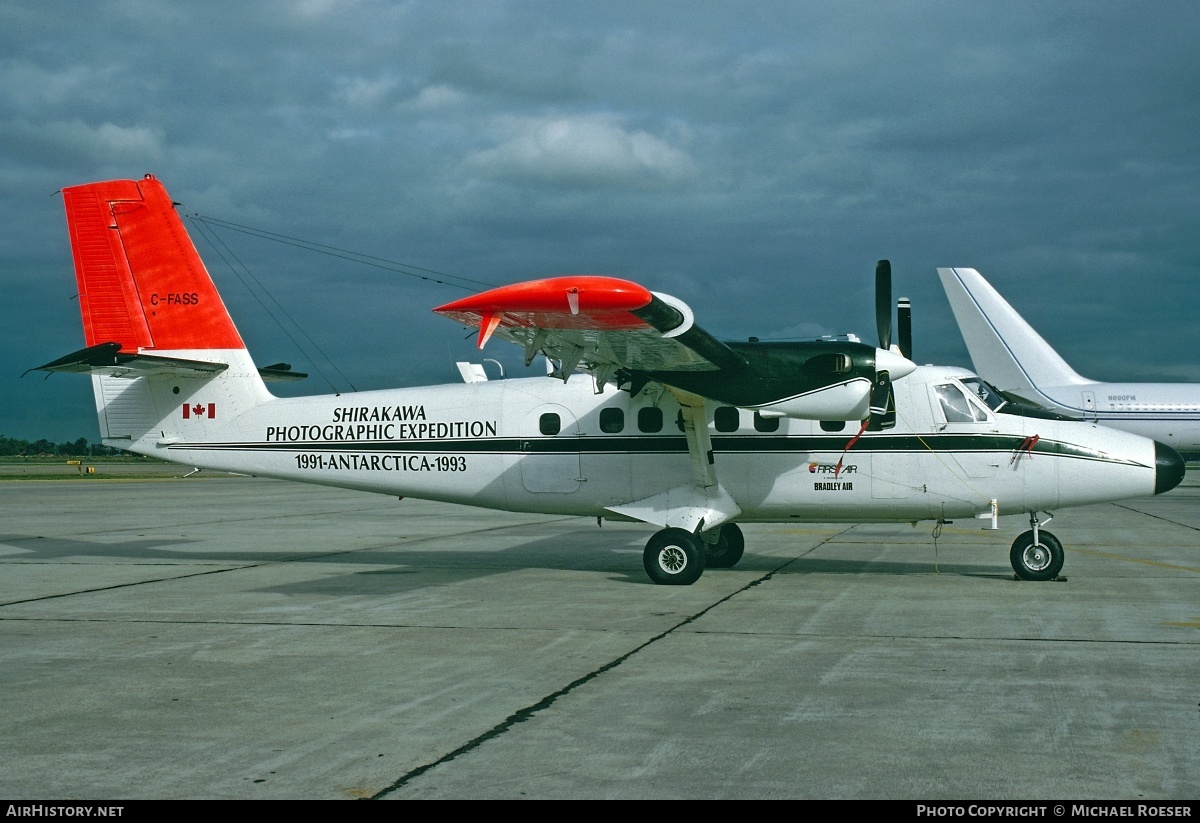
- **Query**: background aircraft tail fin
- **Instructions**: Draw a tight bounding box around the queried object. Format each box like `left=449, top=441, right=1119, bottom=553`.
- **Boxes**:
left=55, top=175, right=272, bottom=446
left=937, top=267, right=1087, bottom=396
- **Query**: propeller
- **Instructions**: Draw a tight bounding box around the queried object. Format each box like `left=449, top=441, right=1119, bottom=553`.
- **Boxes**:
left=870, top=259, right=906, bottom=427
left=869, top=369, right=893, bottom=420
left=835, top=259, right=906, bottom=469
left=874, top=258, right=913, bottom=359
left=897, top=297, right=912, bottom=360
left=875, top=259, right=892, bottom=351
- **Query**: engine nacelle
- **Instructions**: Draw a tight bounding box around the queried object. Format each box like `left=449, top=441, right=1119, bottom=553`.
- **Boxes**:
left=751, top=378, right=872, bottom=421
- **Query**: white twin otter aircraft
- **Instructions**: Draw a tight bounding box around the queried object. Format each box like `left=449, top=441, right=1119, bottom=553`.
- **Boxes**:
left=37, top=175, right=1185, bottom=585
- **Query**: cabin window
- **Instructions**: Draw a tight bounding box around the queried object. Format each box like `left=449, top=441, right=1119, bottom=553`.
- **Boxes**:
left=539, top=413, right=561, bottom=435
left=753, top=412, right=780, bottom=432
left=677, top=410, right=686, bottom=432
left=820, top=420, right=847, bottom=432
left=935, top=383, right=988, bottom=423
left=714, top=406, right=740, bottom=432
left=638, top=407, right=663, bottom=433
left=599, top=407, right=624, bottom=433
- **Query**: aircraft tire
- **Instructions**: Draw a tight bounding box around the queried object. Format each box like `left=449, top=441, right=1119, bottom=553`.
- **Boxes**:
left=705, top=523, right=745, bottom=569
left=644, top=528, right=706, bottom=585
left=1010, top=530, right=1064, bottom=581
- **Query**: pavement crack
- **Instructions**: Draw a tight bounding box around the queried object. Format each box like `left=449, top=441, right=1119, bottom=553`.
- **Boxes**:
left=370, top=525, right=858, bottom=798
left=1112, top=502, right=1200, bottom=532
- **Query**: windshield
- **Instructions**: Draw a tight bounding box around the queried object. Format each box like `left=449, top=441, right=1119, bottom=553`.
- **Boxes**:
left=960, top=377, right=1007, bottom=411
left=959, top=376, right=1077, bottom=420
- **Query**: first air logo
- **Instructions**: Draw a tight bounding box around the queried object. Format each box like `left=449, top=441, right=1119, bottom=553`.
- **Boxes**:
left=809, top=462, right=856, bottom=474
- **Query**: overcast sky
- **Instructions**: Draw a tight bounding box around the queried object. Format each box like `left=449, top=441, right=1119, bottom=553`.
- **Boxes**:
left=5, top=1, right=1200, bottom=443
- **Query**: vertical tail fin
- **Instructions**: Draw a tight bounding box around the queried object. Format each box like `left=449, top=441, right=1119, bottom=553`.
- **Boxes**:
left=62, top=174, right=245, bottom=353
left=55, top=175, right=271, bottom=447
left=937, top=267, right=1088, bottom=397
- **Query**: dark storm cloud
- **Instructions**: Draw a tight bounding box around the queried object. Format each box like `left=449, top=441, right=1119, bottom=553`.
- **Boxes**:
left=4, top=1, right=1200, bottom=441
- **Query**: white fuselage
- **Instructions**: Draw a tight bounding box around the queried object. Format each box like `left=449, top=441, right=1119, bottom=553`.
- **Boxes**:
left=99, top=364, right=1165, bottom=527
left=1017, top=379, right=1200, bottom=454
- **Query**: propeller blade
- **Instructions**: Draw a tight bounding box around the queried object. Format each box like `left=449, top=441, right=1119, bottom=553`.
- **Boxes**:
left=869, top=368, right=898, bottom=430
left=897, top=297, right=912, bottom=359
left=870, top=370, right=892, bottom=417
left=875, top=259, right=892, bottom=350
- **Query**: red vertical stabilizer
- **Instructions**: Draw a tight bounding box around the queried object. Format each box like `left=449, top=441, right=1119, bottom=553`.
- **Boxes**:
left=62, top=174, right=245, bottom=352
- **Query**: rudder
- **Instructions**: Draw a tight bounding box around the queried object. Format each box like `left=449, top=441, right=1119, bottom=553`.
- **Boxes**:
left=62, top=174, right=245, bottom=353
left=47, top=175, right=274, bottom=451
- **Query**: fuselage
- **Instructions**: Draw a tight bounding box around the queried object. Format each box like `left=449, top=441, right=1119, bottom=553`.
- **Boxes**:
left=1015, top=380, right=1200, bottom=456
left=110, top=365, right=1172, bottom=527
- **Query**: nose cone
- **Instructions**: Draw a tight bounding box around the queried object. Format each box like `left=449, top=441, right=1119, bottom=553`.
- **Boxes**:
left=1154, top=441, right=1186, bottom=495
left=875, top=347, right=916, bottom=380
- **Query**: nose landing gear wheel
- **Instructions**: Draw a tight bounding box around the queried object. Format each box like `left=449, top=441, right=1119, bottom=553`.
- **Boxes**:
left=644, top=528, right=706, bottom=585
left=1010, top=530, right=1064, bottom=581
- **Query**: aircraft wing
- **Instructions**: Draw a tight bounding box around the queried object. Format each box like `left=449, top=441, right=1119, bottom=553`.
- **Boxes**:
left=435, top=275, right=915, bottom=422
left=434, top=276, right=746, bottom=381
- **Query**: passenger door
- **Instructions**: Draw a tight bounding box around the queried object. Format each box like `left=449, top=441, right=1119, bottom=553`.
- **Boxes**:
left=520, top=404, right=581, bottom=493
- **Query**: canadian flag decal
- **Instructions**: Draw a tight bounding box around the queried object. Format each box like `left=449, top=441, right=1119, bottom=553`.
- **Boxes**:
left=182, top=403, right=217, bottom=420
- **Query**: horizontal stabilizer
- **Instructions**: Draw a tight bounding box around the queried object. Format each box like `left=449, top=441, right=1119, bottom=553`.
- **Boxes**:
left=257, top=362, right=308, bottom=382
left=29, top=341, right=228, bottom=378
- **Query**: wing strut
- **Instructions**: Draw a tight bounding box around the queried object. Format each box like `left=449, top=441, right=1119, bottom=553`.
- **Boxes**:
left=605, top=387, right=741, bottom=534
left=672, top=389, right=718, bottom=489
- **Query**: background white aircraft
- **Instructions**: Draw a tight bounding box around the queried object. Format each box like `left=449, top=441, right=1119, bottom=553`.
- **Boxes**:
left=33, top=176, right=1186, bottom=585
left=939, top=267, right=1200, bottom=459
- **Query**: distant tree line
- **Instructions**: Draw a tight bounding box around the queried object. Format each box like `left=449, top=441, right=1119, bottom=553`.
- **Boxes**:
left=0, top=435, right=126, bottom=457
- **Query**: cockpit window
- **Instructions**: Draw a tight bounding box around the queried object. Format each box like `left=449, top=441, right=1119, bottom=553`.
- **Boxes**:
left=935, top=383, right=989, bottom=423
left=960, top=377, right=1007, bottom=412
left=959, top=377, right=1075, bottom=421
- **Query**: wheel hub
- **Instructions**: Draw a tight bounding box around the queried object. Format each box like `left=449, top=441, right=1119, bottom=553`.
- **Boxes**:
left=1022, top=544, right=1051, bottom=572
left=658, top=546, right=688, bottom=574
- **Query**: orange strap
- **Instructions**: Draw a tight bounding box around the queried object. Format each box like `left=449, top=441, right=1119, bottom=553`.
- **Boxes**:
left=835, top=419, right=870, bottom=478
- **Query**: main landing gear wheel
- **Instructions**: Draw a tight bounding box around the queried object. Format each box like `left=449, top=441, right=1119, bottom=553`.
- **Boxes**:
left=1010, top=530, right=1064, bottom=581
left=704, top=523, right=745, bottom=569
left=644, top=528, right=706, bottom=585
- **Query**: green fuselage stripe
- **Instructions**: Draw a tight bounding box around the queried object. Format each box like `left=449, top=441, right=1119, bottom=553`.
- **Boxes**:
left=175, top=433, right=1141, bottom=466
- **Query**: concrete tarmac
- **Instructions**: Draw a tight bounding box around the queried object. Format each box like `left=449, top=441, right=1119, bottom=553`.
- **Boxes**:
left=1, top=471, right=1198, bottom=800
